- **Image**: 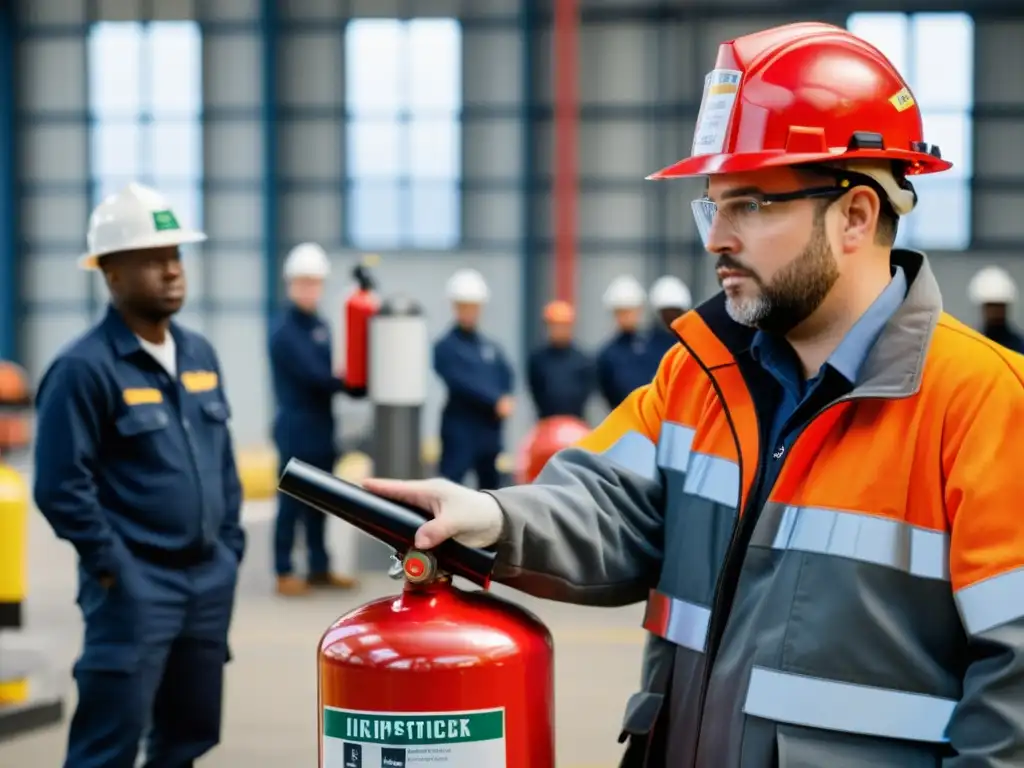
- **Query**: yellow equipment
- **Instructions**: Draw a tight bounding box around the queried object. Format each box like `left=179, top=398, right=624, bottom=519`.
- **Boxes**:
left=0, top=360, right=64, bottom=740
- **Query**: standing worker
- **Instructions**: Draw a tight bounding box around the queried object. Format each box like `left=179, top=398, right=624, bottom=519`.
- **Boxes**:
left=269, top=242, right=362, bottom=597
left=365, top=22, right=1024, bottom=767
left=647, top=275, right=692, bottom=359
left=434, top=268, right=514, bottom=490
left=967, top=265, right=1024, bottom=353
left=596, top=274, right=653, bottom=409
left=527, top=300, right=595, bottom=420
left=33, top=183, right=245, bottom=768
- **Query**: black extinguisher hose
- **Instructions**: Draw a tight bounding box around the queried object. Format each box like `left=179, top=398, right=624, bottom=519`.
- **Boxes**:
left=351, top=262, right=376, bottom=292
left=277, top=458, right=496, bottom=586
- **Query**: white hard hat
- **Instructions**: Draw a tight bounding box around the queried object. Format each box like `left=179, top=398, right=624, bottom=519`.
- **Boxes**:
left=283, top=242, right=330, bottom=280
left=968, top=266, right=1017, bottom=305
left=603, top=275, right=646, bottom=310
left=649, top=275, right=692, bottom=311
left=80, top=182, right=206, bottom=270
left=446, top=268, right=489, bottom=303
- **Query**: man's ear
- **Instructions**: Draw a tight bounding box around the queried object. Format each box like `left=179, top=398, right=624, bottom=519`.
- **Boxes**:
left=839, top=186, right=881, bottom=254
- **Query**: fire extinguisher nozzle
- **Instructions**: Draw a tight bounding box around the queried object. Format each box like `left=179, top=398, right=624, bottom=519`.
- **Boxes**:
left=277, top=458, right=496, bottom=585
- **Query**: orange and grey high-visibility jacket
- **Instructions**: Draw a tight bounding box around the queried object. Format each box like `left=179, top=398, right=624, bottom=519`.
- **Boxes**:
left=489, top=249, right=1024, bottom=767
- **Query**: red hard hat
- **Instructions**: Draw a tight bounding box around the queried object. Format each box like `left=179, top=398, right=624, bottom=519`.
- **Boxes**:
left=648, top=22, right=952, bottom=180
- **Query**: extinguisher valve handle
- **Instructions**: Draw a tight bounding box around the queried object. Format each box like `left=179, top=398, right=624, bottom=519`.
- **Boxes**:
left=277, top=458, right=496, bottom=586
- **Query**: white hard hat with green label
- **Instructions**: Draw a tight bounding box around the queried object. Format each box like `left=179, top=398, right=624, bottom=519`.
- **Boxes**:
left=283, top=242, right=331, bottom=279
left=79, top=182, right=207, bottom=270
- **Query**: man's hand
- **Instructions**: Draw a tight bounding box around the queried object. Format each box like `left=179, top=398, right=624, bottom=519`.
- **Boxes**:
left=361, top=477, right=504, bottom=550
left=496, top=395, right=515, bottom=419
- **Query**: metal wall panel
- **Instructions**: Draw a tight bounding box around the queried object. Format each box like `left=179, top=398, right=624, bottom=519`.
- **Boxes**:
left=278, top=33, right=344, bottom=107
left=21, top=195, right=89, bottom=245
left=196, top=0, right=258, bottom=22
left=20, top=125, right=88, bottom=183
left=463, top=30, right=522, bottom=106
left=19, top=0, right=87, bottom=24
left=17, top=0, right=90, bottom=378
left=279, top=192, right=343, bottom=244
left=200, top=20, right=267, bottom=443
left=963, top=19, right=1024, bottom=327
left=203, top=36, right=261, bottom=107
left=19, top=40, right=86, bottom=112
left=206, top=121, right=262, bottom=178
left=464, top=190, right=522, bottom=242
left=463, top=120, right=521, bottom=178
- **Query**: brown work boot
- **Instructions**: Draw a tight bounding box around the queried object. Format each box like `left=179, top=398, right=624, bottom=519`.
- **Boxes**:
left=276, top=574, right=312, bottom=596
left=307, top=572, right=359, bottom=589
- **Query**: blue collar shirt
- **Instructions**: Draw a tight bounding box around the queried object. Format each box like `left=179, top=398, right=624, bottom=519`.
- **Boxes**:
left=750, top=265, right=908, bottom=467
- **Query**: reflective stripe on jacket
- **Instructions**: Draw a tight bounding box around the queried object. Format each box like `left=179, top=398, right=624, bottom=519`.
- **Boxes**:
left=488, top=249, right=1024, bottom=767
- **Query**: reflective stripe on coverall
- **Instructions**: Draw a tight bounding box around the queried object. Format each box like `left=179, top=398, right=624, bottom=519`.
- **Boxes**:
left=486, top=249, right=1024, bottom=767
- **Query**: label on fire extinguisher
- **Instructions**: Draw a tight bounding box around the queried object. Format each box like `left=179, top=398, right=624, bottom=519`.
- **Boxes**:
left=322, top=706, right=506, bottom=767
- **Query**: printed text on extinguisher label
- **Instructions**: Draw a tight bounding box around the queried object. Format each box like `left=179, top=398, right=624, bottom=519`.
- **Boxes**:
left=322, top=706, right=506, bottom=767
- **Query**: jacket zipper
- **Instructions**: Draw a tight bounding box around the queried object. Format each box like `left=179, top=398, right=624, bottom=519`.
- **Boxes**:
left=672, top=331, right=869, bottom=761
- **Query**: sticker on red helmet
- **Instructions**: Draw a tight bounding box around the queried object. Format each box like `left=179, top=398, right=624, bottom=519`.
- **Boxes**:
left=889, top=87, right=916, bottom=113
left=692, top=69, right=742, bottom=156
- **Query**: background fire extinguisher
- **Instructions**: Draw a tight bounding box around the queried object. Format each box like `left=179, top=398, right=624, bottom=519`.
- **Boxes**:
left=278, top=459, right=556, bottom=768
left=343, top=255, right=380, bottom=391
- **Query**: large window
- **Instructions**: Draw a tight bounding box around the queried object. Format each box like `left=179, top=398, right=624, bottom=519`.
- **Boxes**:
left=87, top=21, right=203, bottom=230
left=847, top=13, right=974, bottom=251
left=344, top=18, right=462, bottom=250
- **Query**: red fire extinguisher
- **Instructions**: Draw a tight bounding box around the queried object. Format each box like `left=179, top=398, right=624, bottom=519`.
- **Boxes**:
left=343, top=256, right=380, bottom=391
left=278, top=460, right=556, bottom=768
left=515, top=416, right=591, bottom=485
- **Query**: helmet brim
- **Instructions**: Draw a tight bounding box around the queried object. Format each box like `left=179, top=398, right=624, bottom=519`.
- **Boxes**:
left=646, top=148, right=952, bottom=180
left=79, top=230, right=208, bottom=270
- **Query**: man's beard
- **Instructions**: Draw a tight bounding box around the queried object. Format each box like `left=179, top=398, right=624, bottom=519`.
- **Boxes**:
left=721, top=213, right=839, bottom=335
left=123, top=296, right=181, bottom=324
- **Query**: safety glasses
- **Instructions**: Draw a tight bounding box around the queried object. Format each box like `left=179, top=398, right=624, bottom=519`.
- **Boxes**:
left=691, top=183, right=852, bottom=246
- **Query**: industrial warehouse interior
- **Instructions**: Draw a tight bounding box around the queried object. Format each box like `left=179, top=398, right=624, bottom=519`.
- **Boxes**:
left=2, top=0, right=1023, bottom=766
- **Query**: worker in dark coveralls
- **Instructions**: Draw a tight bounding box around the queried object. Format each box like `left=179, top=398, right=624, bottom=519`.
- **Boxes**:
left=33, top=182, right=245, bottom=768
left=434, top=268, right=515, bottom=490
left=269, top=242, right=362, bottom=597
left=967, top=265, right=1024, bottom=353
left=596, top=274, right=655, bottom=409
left=527, top=300, right=595, bottom=420
left=646, top=275, right=692, bottom=361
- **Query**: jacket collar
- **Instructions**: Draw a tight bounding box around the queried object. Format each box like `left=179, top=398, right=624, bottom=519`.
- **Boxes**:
left=671, top=249, right=942, bottom=399
left=102, top=304, right=192, bottom=360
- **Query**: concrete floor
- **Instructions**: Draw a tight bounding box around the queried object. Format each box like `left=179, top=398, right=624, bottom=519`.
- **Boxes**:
left=0, top=498, right=645, bottom=767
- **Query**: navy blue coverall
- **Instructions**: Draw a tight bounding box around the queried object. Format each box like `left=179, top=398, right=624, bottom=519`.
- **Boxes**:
left=433, top=326, right=514, bottom=490
left=269, top=304, right=357, bottom=578
left=33, top=305, right=245, bottom=768
left=595, top=330, right=658, bottom=410
left=647, top=324, right=678, bottom=363
left=983, top=321, right=1024, bottom=354
left=526, top=343, right=596, bottom=419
